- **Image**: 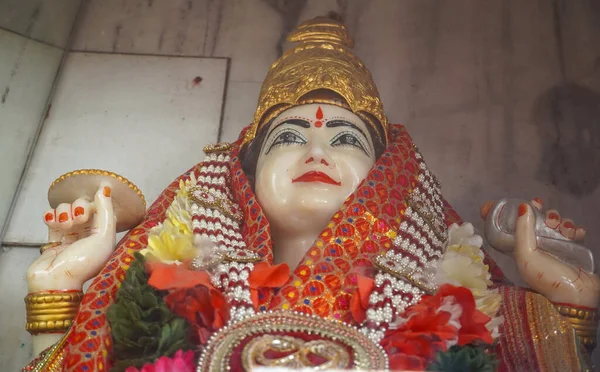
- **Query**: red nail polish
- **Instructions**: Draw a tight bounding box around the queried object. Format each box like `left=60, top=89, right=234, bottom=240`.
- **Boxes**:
left=45, top=213, right=53, bottom=222
left=549, top=212, right=559, bottom=220
left=74, top=207, right=85, bottom=217
left=518, top=204, right=527, bottom=217
left=59, top=212, right=69, bottom=223
left=103, top=186, right=111, bottom=197
left=563, top=221, right=574, bottom=229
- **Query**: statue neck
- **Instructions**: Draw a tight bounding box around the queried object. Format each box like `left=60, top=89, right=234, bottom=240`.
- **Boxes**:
left=271, top=228, right=321, bottom=268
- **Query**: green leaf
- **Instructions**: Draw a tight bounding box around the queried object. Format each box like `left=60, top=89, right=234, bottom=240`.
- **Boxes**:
left=107, top=254, right=194, bottom=372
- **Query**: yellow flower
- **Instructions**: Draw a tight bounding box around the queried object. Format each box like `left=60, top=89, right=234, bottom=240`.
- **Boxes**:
left=141, top=220, right=196, bottom=263
left=475, top=290, right=503, bottom=318
left=142, top=176, right=197, bottom=263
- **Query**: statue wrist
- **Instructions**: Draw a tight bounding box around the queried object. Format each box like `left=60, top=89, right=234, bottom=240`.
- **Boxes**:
left=553, top=302, right=598, bottom=348
left=25, top=290, right=83, bottom=335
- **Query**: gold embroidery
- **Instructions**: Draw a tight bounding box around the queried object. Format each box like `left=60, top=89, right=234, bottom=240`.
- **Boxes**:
left=526, top=293, right=582, bottom=371
left=22, top=331, right=69, bottom=372
left=242, top=335, right=350, bottom=370
left=554, top=303, right=598, bottom=347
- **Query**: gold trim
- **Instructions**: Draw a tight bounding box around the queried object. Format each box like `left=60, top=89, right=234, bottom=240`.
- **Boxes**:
left=554, top=303, right=598, bottom=347
left=49, top=169, right=146, bottom=208
left=25, top=291, right=83, bottom=334
left=22, top=331, right=69, bottom=372
left=527, top=293, right=583, bottom=371
left=203, top=142, right=233, bottom=154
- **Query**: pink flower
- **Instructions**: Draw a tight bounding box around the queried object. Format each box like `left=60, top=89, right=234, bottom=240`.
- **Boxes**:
left=125, top=350, right=195, bottom=372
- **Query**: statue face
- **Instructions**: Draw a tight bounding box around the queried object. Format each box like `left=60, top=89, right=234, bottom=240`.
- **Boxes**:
left=255, top=103, right=377, bottom=235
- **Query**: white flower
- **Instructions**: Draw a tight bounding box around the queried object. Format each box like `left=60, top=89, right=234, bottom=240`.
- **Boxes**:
left=447, top=222, right=483, bottom=250
left=436, top=244, right=492, bottom=297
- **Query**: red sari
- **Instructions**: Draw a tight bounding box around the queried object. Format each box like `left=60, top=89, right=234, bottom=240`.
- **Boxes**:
left=61, top=124, right=587, bottom=371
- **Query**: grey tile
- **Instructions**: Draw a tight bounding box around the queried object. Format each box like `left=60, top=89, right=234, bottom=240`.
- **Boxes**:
left=5, top=53, right=227, bottom=244
left=0, top=0, right=81, bottom=48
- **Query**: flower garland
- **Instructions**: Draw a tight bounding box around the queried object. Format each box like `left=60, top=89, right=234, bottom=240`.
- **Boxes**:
left=107, top=150, right=503, bottom=371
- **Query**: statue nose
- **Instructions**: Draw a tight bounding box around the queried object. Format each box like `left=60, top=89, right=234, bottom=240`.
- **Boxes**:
left=305, top=157, right=329, bottom=166
left=301, top=145, right=334, bottom=168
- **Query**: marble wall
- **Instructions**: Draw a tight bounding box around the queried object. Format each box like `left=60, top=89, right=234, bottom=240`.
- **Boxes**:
left=0, top=0, right=81, bottom=240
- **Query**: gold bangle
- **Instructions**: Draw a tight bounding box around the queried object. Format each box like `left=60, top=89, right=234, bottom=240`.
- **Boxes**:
left=39, top=242, right=61, bottom=254
left=25, top=291, right=83, bottom=334
left=554, top=303, right=598, bottom=347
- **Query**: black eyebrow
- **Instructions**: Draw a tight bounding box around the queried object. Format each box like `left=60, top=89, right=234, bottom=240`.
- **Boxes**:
left=326, top=120, right=369, bottom=140
left=267, top=119, right=310, bottom=139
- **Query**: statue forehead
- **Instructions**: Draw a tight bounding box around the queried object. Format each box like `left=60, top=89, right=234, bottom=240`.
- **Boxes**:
left=272, top=103, right=364, bottom=125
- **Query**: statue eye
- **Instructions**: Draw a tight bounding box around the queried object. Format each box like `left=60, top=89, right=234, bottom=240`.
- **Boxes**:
left=265, top=129, right=307, bottom=154
left=330, top=132, right=369, bottom=154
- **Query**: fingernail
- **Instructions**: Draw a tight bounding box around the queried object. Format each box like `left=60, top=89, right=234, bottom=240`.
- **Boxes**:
left=533, top=197, right=543, bottom=204
left=59, top=212, right=69, bottom=223
left=549, top=212, right=559, bottom=220
left=518, top=204, right=528, bottom=217
left=45, top=213, right=54, bottom=222
left=103, top=186, right=111, bottom=197
left=563, top=221, right=574, bottom=229
left=74, top=207, right=85, bottom=217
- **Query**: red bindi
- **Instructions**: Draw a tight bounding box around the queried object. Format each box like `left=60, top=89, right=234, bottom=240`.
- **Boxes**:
left=314, top=106, right=324, bottom=128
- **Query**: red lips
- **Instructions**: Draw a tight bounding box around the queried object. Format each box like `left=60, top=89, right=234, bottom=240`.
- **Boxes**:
left=292, top=171, right=341, bottom=186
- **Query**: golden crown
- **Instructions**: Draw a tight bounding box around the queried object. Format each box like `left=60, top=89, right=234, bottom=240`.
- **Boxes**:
left=245, top=16, right=388, bottom=145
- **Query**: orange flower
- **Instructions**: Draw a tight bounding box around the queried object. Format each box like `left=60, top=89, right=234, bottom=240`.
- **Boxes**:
left=146, top=261, right=215, bottom=291
left=248, top=262, right=290, bottom=310
left=349, top=275, right=374, bottom=323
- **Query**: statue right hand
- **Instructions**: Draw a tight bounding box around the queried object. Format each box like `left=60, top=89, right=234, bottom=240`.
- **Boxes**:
left=27, top=185, right=117, bottom=292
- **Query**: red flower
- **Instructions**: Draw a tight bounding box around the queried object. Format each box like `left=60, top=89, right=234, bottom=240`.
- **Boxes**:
left=248, top=262, right=290, bottom=310
left=382, top=284, right=494, bottom=369
left=165, top=285, right=229, bottom=344
left=349, top=275, right=374, bottom=323
left=388, top=353, right=428, bottom=371
left=147, top=262, right=230, bottom=344
left=382, top=306, right=455, bottom=369
left=436, top=285, right=492, bottom=345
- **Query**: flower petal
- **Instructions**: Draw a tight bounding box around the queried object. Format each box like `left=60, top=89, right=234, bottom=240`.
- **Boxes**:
left=147, top=262, right=214, bottom=290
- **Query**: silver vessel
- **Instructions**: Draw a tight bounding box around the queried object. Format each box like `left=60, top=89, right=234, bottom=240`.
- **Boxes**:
left=483, top=198, right=594, bottom=273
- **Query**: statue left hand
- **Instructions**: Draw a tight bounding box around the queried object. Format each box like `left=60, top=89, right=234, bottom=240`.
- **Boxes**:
left=26, top=185, right=117, bottom=293
left=482, top=199, right=600, bottom=308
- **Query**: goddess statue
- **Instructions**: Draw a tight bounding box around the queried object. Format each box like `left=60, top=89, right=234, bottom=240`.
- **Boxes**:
left=23, top=17, right=600, bottom=372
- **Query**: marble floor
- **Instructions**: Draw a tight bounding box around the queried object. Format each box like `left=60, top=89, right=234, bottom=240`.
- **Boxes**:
left=1, top=0, right=600, bottom=369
